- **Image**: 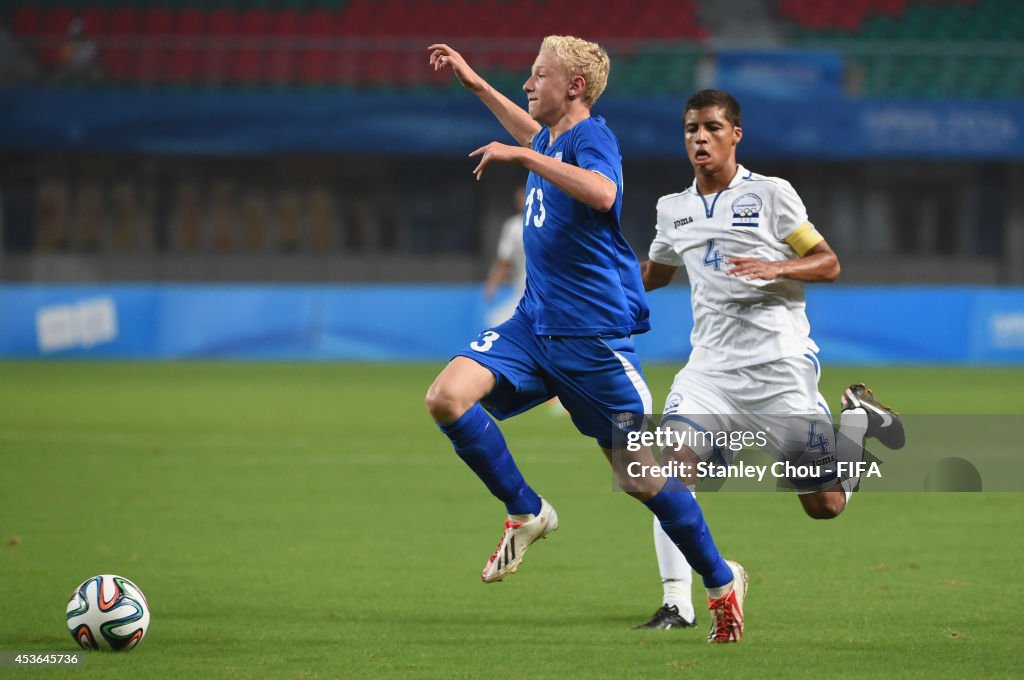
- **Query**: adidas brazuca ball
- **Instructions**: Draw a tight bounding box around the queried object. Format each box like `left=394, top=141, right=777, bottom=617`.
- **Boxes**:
left=66, top=574, right=150, bottom=651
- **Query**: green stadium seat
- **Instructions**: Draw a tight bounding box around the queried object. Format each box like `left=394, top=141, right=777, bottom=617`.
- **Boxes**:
left=783, top=0, right=1023, bottom=98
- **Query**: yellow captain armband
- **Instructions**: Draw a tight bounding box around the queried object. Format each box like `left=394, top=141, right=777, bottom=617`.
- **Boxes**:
left=784, top=222, right=824, bottom=256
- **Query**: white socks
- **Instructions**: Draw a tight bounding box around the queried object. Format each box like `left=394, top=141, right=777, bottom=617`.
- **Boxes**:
left=836, top=407, right=870, bottom=498
left=653, top=511, right=695, bottom=620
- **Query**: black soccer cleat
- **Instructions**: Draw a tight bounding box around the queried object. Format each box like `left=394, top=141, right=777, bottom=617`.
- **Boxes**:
left=841, top=383, right=905, bottom=450
left=633, top=604, right=697, bottom=630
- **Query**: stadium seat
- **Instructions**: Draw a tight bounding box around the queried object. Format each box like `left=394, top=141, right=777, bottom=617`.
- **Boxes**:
left=335, top=0, right=374, bottom=36
left=202, top=8, right=239, bottom=85
left=267, top=8, right=306, bottom=86
left=165, top=8, right=205, bottom=85
left=136, top=8, right=174, bottom=84
left=232, top=8, right=270, bottom=84
left=10, top=6, right=41, bottom=36
left=78, top=9, right=106, bottom=37
left=299, top=8, right=338, bottom=85
left=7, top=0, right=712, bottom=90
left=101, top=7, right=139, bottom=83
left=38, top=7, right=75, bottom=69
left=779, top=0, right=1022, bottom=98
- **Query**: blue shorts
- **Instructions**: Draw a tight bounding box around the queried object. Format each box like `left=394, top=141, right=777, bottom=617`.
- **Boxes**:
left=453, top=314, right=652, bottom=449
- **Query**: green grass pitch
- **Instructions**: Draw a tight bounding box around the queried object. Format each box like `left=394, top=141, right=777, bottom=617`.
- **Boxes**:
left=1, top=363, right=1022, bottom=678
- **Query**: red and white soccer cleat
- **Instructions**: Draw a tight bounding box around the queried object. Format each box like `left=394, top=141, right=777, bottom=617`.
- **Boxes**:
left=481, top=497, right=558, bottom=583
left=706, top=560, right=748, bottom=643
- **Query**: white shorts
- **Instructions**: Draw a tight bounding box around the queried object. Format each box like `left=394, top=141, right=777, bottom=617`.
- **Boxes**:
left=661, top=353, right=838, bottom=491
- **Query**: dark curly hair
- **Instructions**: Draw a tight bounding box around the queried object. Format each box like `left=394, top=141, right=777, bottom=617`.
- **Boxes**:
left=683, top=90, right=742, bottom=128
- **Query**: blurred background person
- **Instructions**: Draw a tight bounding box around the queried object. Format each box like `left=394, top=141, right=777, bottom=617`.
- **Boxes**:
left=55, top=16, right=100, bottom=85
left=482, top=184, right=526, bottom=328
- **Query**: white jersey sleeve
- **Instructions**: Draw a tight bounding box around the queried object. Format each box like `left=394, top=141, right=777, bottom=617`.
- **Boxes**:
left=496, top=214, right=523, bottom=262
left=495, top=213, right=527, bottom=292
left=768, top=179, right=824, bottom=256
left=767, top=179, right=808, bottom=242
left=648, top=195, right=686, bottom=267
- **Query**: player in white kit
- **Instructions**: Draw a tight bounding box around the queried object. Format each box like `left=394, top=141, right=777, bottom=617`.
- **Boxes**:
left=634, top=90, right=905, bottom=630
left=483, top=185, right=528, bottom=327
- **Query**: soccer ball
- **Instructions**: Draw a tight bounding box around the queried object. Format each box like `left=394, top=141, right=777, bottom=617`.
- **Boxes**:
left=65, top=574, right=150, bottom=651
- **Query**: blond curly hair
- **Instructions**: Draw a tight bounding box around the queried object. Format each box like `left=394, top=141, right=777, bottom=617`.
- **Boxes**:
left=539, top=35, right=610, bottom=108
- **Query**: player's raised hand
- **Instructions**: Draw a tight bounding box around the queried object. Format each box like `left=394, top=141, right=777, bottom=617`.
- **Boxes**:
left=725, top=257, right=782, bottom=282
left=428, top=44, right=482, bottom=91
left=469, top=142, right=523, bottom=180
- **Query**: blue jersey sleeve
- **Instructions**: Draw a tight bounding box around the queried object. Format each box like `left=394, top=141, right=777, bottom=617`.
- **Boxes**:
left=570, top=120, right=622, bottom=191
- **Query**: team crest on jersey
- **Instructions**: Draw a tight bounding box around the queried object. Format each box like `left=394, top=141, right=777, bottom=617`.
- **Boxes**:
left=554, top=152, right=563, bottom=161
left=731, top=193, right=762, bottom=228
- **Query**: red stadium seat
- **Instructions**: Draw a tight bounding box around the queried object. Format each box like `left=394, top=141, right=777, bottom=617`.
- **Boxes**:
left=336, top=0, right=375, bottom=37
left=876, top=0, right=910, bottom=17
left=16, top=0, right=725, bottom=87
left=267, top=9, right=306, bottom=85
left=10, top=7, right=41, bottom=36
left=480, top=0, right=537, bottom=37
left=101, top=8, right=138, bottom=83
left=232, top=9, right=271, bottom=84
left=441, top=0, right=473, bottom=37
left=299, top=9, right=337, bottom=85
left=38, top=8, right=75, bottom=69
left=135, top=9, right=174, bottom=83
left=202, top=9, right=239, bottom=85
left=166, top=9, right=205, bottom=85
left=78, top=9, right=105, bottom=37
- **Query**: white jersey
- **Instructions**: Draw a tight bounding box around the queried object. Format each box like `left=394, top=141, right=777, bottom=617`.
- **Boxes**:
left=487, top=211, right=528, bottom=327
left=648, top=165, right=824, bottom=371
left=495, top=212, right=527, bottom=295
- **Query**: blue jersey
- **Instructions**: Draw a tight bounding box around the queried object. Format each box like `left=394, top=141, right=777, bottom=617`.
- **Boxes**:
left=517, top=116, right=650, bottom=337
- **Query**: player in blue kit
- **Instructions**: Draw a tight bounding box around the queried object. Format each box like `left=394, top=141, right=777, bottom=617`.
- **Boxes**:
left=426, top=38, right=748, bottom=642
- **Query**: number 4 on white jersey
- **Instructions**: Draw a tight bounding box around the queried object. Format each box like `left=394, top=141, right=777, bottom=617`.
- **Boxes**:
left=703, top=239, right=723, bottom=270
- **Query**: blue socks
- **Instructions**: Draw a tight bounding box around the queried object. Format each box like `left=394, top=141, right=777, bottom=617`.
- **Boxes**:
left=439, top=404, right=541, bottom=517
left=643, top=477, right=734, bottom=588
left=440, top=405, right=731, bottom=588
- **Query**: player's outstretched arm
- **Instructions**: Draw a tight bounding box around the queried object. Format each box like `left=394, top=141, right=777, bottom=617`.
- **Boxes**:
left=469, top=142, right=616, bottom=212
left=429, top=43, right=541, bottom=147
left=642, top=260, right=678, bottom=291
left=483, top=259, right=511, bottom=300
left=726, top=240, right=840, bottom=283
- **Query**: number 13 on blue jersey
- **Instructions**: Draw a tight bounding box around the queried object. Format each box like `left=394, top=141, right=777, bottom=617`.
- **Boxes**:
left=524, top=187, right=546, bottom=228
